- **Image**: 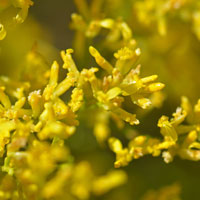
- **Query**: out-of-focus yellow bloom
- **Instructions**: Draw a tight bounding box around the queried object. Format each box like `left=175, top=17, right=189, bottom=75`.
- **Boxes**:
left=0, top=23, right=6, bottom=40
left=12, top=0, right=33, bottom=24
left=71, top=9, right=137, bottom=59
left=141, top=183, right=181, bottom=200
left=92, top=170, right=127, bottom=195
left=21, top=44, right=49, bottom=90
left=94, top=110, right=110, bottom=143
left=134, top=0, right=200, bottom=39
left=0, top=0, right=33, bottom=40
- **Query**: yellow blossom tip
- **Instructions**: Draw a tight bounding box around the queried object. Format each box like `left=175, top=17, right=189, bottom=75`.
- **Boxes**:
left=89, top=46, right=113, bottom=73
left=99, top=19, right=114, bottom=29
left=135, top=48, right=141, bottom=56
left=141, top=75, right=158, bottom=84
left=0, top=24, right=7, bottom=40
left=89, top=46, right=97, bottom=55
left=114, top=47, right=137, bottom=60
left=146, top=83, right=165, bottom=93
left=66, top=49, right=74, bottom=54
left=108, top=137, right=123, bottom=153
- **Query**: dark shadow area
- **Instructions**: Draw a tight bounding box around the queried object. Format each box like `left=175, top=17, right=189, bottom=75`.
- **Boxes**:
left=30, top=0, right=76, bottom=49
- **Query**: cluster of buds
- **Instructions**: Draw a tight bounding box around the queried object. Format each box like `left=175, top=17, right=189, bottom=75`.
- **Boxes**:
left=0, top=13, right=166, bottom=196
left=71, top=8, right=165, bottom=142
left=109, top=96, right=200, bottom=167
left=71, top=0, right=200, bottom=40
left=0, top=46, right=131, bottom=199
left=2, top=0, right=200, bottom=198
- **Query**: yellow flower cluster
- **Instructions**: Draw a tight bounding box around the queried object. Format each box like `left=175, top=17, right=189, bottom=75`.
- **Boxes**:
left=0, top=48, right=131, bottom=199
left=71, top=7, right=165, bottom=142
left=109, top=96, right=200, bottom=167
left=72, top=0, right=200, bottom=39
left=0, top=8, right=166, bottom=196
left=76, top=0, right=200, bottom=39
left=1, top=0, right=200, bottom=199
